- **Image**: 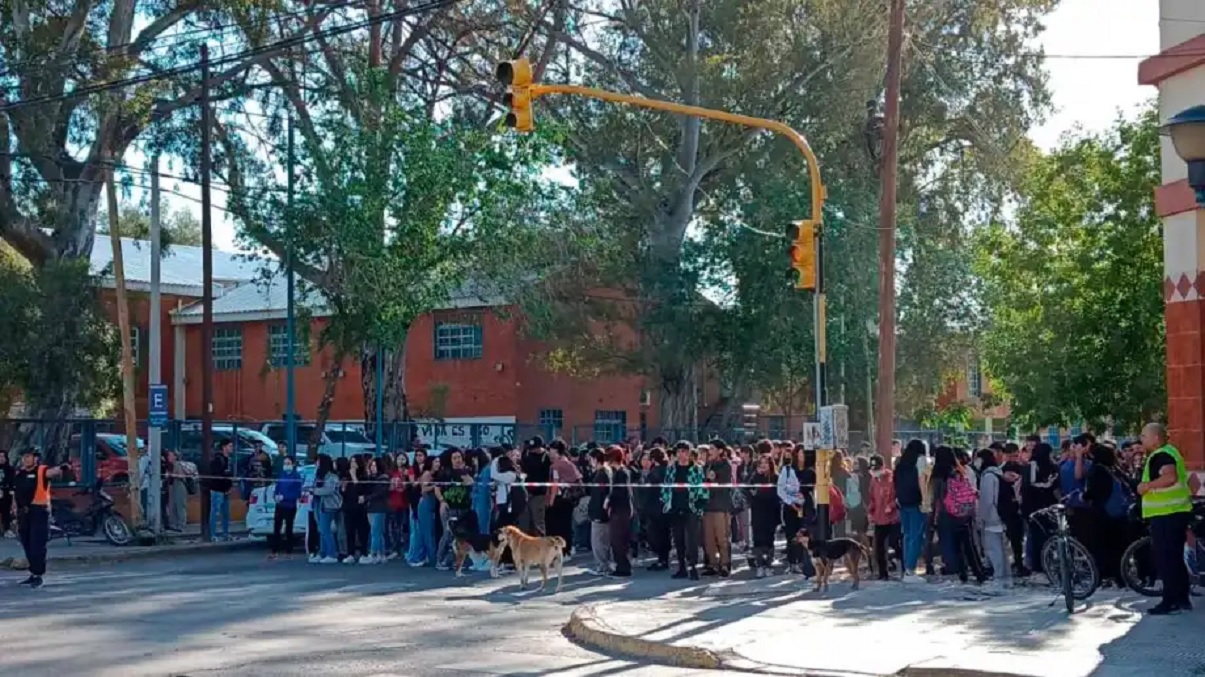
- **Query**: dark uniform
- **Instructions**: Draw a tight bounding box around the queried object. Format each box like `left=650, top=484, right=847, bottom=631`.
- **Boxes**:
left=14, top=459, right=53, bottom=587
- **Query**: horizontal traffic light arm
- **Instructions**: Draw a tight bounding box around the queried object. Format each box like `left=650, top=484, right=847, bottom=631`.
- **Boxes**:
left=529, top=83, right=827, bottom=228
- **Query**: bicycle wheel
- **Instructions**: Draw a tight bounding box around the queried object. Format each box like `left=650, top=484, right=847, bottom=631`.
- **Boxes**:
left=1042, top=536, right=1099, bottom=600
left=1121, top=536, right=1162, bottom=597
left=1059, top=539, right=1073, bottom=611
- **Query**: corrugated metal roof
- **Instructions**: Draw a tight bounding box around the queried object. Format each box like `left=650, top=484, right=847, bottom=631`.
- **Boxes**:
left=91, top=237, right=264, bottom=294
left=171, top=275, right=509, bottom=324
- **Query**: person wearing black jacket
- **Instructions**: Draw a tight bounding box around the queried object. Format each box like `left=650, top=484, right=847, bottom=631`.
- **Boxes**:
left=1082, top=444, right=1128, bottom=587
left=640, top=448, right=670, bottom=570
left=607, top=447, right=634, bottom=577
left=586, top=449, right=613, bottom=576
left=997, top=443, right=1029, bottom=576
left=0, top=451, right=15, bottom=537
left=521, top=437, right=552, bottom=535
left=341, top=455, right=371, bottom=563
left=702, top=445, right=733, bottom=577
left=894, top=440, right=925, bottom=579
left=206, top=441, right=234, bottom=540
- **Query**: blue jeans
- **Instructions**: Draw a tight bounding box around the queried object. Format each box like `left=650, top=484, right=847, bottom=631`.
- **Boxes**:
left=475, top=499, right=493, bottom=536
left=317, top=507, right=339, bottom=559
left=900, top=506, right=925, bottom=572
left=406, top=511, right=425, bottom=563
left=209, top=491, right=230, bottom=538
left=411, top=495, right=438, bottom=565
left=368, top=512, right=386, bottom=556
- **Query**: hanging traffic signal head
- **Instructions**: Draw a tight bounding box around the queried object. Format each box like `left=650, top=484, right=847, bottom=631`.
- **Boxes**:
left=496, top=58, right=534, bottom=133
left=788, top=220, right=816, bottom=290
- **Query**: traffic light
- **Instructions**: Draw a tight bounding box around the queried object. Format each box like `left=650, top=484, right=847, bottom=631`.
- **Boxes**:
left=495, top=58, right=534, bottom=132
left=788, top=220, right=816, bottom=290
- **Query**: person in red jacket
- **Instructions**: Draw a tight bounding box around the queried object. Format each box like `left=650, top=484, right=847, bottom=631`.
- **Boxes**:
left=867, top=454, right=902, bottom=581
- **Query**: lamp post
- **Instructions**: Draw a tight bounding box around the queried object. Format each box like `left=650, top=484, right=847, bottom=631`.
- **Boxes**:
left=1162, top=105, right=1205, bottom=207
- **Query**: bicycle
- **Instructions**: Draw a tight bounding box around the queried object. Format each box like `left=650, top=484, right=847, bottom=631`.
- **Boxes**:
left=1030, top=503, right=1099, bottom=612
left=1120, top=499, right=1205, bottom=598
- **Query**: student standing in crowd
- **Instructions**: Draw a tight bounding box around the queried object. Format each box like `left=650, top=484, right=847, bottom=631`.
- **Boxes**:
left=521, top=437, right=552, bottom=535
left=547, top=440, right=582, bottom=555
left=894, top=440, right=925, bottom=582
left=270, top=457, right=303, bottom=559
left=640, top=447, right=670, bottom=570
left=702, top=443, right=733, bottom=578
left=749, top=453, right=780, bottom=578
left=867, top=454, right=901, bottom=581
left=662, top=442, right=707, bottom=581
left=975, top=449, right=1008, bottom=589
left=586, top=449, right=613, bottom=576
left=207, top=440, right=234, bottom=541
left=606, top=446, right=634, bottom=577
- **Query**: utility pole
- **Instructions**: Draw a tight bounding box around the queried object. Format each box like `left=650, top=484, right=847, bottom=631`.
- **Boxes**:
left=285, top=110, right=297, bottom=459
left=105, top=171, right=143, bottom=528
left=814, top=221, right=829, bottom=539
left=200, top=43, right=215, bottom=541
left=148, top=156, right=163, bottom=536
left=875, top=0, right=905, bottom=458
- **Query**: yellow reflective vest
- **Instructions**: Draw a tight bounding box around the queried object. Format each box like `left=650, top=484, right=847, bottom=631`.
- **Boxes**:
left=1141, top=444, right=1192, bottom=518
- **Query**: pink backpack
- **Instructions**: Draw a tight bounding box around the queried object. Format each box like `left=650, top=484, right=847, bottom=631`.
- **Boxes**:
left=943, top=473, right=977, bottom=519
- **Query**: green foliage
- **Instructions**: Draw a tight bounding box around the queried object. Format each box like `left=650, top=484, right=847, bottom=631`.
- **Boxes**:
left=97, top=201, right=204, bottom=248
left=974, top=106, right=1164, bottom=431
left=0, top=257, right=119, bottom=416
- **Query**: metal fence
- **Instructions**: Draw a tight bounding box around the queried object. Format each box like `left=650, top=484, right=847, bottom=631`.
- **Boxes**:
left=0, top=416, right=1031, bottom=488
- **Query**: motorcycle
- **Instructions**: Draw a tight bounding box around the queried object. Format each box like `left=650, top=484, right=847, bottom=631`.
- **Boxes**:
left=50, top=481, right=135, bottom=547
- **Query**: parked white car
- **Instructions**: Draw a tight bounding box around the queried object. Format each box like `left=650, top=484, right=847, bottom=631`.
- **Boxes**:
left=245, top=464, right=317, bottom=537
left=260, top=422, right=378, bottom=458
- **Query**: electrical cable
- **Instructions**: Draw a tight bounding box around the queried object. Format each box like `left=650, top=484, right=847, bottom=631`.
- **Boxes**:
left=0, top=0, right=463, bottom=113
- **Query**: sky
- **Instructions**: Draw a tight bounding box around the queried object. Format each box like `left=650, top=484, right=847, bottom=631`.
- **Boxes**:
left=116, top=0, right=1164, bottom=252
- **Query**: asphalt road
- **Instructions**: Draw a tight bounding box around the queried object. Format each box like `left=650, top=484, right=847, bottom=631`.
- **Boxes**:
left=0, top=549, right=757, bottom=677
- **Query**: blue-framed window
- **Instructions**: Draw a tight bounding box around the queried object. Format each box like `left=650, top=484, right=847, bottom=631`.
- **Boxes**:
left=539, top=409, right=563, bottom=435
left=212, top=327, right=243, bottom=371
left=594, top=410, right=627, bottom=444
left=434, top=322, right=483, bottom=360
left=268, top=324, right=310, bottom=367
left=767, top=416, right=786, bottom=438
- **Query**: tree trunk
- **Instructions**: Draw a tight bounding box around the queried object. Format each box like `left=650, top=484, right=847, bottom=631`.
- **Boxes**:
left=361, top=335, right=410, bottom=451
left=658, top=364, right=696, bottom=441
left=106, top=174, right=142, bottom=526
left=309, top=347, right=347, bottom=462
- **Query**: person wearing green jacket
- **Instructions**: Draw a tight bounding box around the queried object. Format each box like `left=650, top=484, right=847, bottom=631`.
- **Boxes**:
left=661, top=442, right=708, bottom=581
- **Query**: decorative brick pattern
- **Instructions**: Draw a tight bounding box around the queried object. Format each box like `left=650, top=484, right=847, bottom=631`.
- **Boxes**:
left=1165, top=273, right=1202, bottom=302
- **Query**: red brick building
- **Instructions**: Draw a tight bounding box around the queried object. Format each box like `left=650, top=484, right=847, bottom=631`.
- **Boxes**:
left=93, top=238, right=721, bottom=441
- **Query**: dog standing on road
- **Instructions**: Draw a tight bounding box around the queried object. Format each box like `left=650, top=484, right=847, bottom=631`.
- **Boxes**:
left=496, top=525, right=566, bottom=593
left=796, top=530, right=872, bottom=592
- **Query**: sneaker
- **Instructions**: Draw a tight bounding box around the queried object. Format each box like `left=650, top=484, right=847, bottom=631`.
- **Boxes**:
left=319, top=557, right=339, bottom=564
left=701, top=567, right=719, bottom=577
left=308, top=554, right=320, bottom=564
left=903, top=574, right=925, bottom=584
left=360, top=555, right=377, bottom=565
left=647, top=561, right=669, bottom=572
left=435, top=563, right=451, bottom=572
left=385, top=552, right=399, bottom=561
left=719, top=568, right=731, bottom=579
left=17, top=575, right=37, bottom=586
left=1148, top=602, right=1182, bottom=615
left=343, top=556, right=359, bottom=565
left=407, top=559, right=427, bottom=568
left=756, top=567, right=767, bottom=579
left=28, top=576, right=43, bottom=589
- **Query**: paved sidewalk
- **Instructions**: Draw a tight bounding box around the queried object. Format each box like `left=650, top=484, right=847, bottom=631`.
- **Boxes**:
left=569, top=576, right=1205, bottom=677
left=0, top=521, right=255, bottom=568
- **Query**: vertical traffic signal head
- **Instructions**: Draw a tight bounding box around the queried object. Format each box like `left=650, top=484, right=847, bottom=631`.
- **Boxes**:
left=496, top=58, right=535, bottom=133
left=789, top=220, right=816, bottom=290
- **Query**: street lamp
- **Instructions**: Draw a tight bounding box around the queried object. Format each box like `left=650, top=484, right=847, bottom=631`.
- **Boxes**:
left=1162, top=105, right=1205, bottom=206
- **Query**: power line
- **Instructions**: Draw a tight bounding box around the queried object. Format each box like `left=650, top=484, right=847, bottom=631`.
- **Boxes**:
left=0, top=0, right=369, bottom=79
left=0, top=0, right=461, bottom=113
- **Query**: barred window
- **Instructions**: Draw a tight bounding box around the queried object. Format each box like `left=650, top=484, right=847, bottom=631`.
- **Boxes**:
left=434, top=322, right=482, bottom=360
left=268, top=324, right=310, bottom=367
left=593, top=410, right=627, bottom=444
left=212, top=327, right=243, bottom=371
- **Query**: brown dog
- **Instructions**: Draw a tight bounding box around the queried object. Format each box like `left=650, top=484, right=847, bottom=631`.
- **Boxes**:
left=496, top=525, right=566, bottom=593
left=452, top=531, right=504, bottom=579
left=796, top=530, right=872, bottom=592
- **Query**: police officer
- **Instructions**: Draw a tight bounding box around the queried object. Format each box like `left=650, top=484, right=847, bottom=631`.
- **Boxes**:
left=13, top=448, right=68, bottom=589
left=1136, top=423, right=1195, bottom=614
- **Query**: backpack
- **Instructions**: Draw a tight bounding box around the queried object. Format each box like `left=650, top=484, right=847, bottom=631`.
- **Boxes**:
left=1103, top=470, right=1135, bottom=519
left=828, top=485, right=847, bottom=523
left=943, top=473, right=977, bottom=519
left=844, top=475, right=863, bottom=510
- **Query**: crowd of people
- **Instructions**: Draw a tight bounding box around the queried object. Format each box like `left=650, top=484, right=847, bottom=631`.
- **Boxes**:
left=248, top=425, right=1193, bottom=611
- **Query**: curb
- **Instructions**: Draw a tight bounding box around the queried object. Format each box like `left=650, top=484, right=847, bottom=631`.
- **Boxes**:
left=563, top=604, right=1045, bottom=677
left=1, top=538, right=261, bottom=570
left=562, top=604, right=724, bottom=670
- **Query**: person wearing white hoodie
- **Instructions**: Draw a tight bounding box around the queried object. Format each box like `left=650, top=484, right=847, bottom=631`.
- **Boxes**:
left=975, top=448, right=1009, bottom=589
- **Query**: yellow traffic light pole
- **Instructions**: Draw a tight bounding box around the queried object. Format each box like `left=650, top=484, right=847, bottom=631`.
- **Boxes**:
left=504, top=66, right=834, bottom=536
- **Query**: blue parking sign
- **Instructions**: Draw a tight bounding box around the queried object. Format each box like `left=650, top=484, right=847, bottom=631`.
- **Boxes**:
left=149, top=384, right=169, bottom=428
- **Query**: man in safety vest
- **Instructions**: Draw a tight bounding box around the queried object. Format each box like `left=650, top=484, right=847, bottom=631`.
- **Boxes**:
left=13, top=448, right=68, bottom=589
left=1137, top=423, right=1196, bottom=614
